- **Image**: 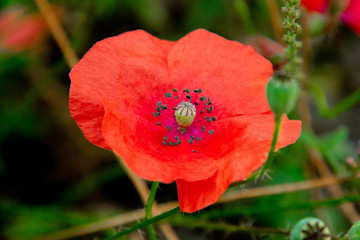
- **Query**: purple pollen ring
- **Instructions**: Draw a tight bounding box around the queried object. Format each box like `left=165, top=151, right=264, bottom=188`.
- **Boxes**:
left=175, top=101, right=196, bottom=127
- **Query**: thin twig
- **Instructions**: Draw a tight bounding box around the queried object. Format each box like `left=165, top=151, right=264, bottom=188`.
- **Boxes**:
left=267, top=0, right=285, bottom=45
left=219, top=173, right=359, bottom=203
left=34, top=0, right=79, bottom=68
left=36, top=202, right=178, bottom=240
left=37, top=174, right=359, bottom=240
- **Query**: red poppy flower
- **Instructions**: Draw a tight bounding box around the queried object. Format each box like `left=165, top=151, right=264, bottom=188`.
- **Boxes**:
left=301, top=0, right=328, bottom=13
left=69, top=29, right=302, bottom=213
left=301, top=0, right=360, bottom=35
left=0, top=8, right=47, bottom=52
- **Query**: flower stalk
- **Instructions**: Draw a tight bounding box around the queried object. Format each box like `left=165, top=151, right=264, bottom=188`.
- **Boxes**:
left=146, top=181, right=160, bottom=240
left=258, top=115, right=282, bottom=178
left=258, top=0, right=303, bottom=179
left=104, top=206, right=181, bottom=240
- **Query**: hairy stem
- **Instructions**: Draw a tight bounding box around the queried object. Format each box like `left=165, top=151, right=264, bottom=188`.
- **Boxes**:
left=104, top=206, right=180, bottom=240
left=258, top=115, right=282, bottom=178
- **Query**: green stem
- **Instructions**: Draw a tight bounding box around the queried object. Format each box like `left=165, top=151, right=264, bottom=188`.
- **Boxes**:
left=146, top=181, right=160, bottom=240
left=258, top=114, right=282, bottom=178
left=103, top=206, right=180, bottom=240
left=308, top=82, right=360, bottom=118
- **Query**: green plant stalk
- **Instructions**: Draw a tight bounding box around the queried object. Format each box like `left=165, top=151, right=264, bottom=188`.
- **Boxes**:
left=197, top=193, right=360, bottom=219
left=146, top=181, right=160, bottom=240
left=258, top=114, right=282, bottom=177
left=103, top=206, right=180, bottom=240
left=308, top=82, right=360, bottom=118
left=234, top=0, right=257, bottom=34
left=169, top=217, right=290, bottom=237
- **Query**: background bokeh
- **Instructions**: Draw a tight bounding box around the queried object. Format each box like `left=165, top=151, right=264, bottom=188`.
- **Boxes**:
left=0, top=0, right=359, bottom=239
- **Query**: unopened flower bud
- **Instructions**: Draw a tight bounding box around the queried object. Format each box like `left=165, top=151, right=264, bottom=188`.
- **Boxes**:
left=290, top=217, right=331, bottom=240
left=347, top=220, right=360, bottom=240
left=266, top=70, right=299, bottom=116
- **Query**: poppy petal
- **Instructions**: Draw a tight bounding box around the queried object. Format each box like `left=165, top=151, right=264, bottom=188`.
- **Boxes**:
left=69, top=30, right=175, bottom=149
left=167, top=29, right=273, bottom=117
left=301, top=0, right=328, bottom=13
left=341, top=0, right=360, bottom=35
left=177, top=113, right=301, bottom=213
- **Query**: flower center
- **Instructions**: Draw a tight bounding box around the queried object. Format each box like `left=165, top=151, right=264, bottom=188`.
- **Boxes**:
left=174, top=101, right=196, bottom=127
left=152, top=88, right=217, bottom=153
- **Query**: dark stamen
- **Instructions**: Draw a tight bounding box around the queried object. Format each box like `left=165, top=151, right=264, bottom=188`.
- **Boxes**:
left=173, top=88, right=178, bottom=92
left=156, top=107, right=161, bottom=112
left=172, top=107, right=177, bottom=110
left=208, top=130, right=214, bottom=135
left=163, top=136, right=168, bottom=140
left=198, top=89, right=203, bottom=93
left=199, top=96, right=207, bottom=101
left=165, top=126, right=171, bottom=131
left=157, top=101, right=162, bottom=106
left=196, top=137, right=202, bottom=142
left=183, top=89, right=190, bottom=94
left=192, top=150, right=198, bottom=153
left=207, top=118, right=212, bottom=122
left=189, top=139, right=194, bottom=144
left=162, top=141, right=167, bottom=146
left=181, top=128, right=186, bottom=135
left=153, top=112, right=160, bottom=117
left=207, top=105, right=214, bottom=113
left=201, top=126, right=205, bottom=132
left=162, top=104, right=167, bottom=110
left=156, top=122, right=162, bottom=126
left=165, top=92, right=172, bottom=98
left=174, top=96, right=179, bottom=100
left=211, top=116, right=217, bottom=121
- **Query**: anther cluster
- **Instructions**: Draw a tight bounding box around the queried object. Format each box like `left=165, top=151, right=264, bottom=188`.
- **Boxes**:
left=152, top=88, right=217, bottom=153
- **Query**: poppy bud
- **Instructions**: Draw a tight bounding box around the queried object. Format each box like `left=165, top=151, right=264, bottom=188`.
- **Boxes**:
left=290, top=217, right=331, bottom=240
left=266, top=70, right=299, bottom=117
left=347, top=220, right=360, bottom=240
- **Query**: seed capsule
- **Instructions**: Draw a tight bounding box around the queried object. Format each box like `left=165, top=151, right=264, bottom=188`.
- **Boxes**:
left=174, top=101, right=196, bottom=127
left=290, top=217, right=331, bottom=240
left=266, top=70, right=299, bottom=117
left=347, top=220, right=360, bottom=240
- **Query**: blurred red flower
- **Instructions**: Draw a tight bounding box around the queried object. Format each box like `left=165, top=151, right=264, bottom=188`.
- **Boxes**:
left=247, top=35, right=287, bottom=70
left=0, top=8, right=47, bottom=52
left=69, top=29, right=301, bottom=213
left=301, top=0, right=360, bottom=35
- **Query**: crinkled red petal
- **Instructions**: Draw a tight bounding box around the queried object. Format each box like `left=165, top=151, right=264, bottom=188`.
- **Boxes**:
left=301, top=0, right=328, bottom=13
left=177, top=113, right=301, bottom=213
left=167, top=29, right=273, bottom=117
left=69, top=30, right=175, bottom=149
left=341, top=0, right=360, bottom=35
